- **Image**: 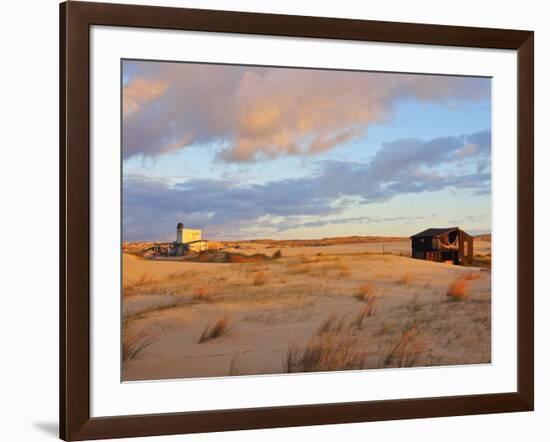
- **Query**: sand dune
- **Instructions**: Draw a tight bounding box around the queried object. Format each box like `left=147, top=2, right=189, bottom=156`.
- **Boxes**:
left=122, top=239, right=491, bottom=381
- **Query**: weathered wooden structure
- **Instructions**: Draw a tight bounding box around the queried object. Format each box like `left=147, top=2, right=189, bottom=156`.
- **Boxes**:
left=410, top=227, right=473, bottom=265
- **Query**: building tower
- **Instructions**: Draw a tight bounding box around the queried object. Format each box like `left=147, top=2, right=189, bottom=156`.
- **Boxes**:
left=176, top=222, right=184, bottom=244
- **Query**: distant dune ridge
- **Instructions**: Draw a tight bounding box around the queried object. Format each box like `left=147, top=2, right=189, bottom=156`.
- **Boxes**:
left=474, top=233, right=492, bottom=242
left=123, top=235, right=410, bottom=255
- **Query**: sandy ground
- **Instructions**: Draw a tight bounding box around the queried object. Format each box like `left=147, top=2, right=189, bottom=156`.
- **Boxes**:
left=122, top=239, right=491, bottom=381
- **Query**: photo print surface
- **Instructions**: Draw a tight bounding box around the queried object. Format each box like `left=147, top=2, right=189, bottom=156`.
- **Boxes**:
left=121, top=59, right=492, bottom=381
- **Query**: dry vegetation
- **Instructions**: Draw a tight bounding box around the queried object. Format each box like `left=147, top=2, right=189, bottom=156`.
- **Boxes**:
left=285, top=334, right=366, bottom=373
left=223, top=235, right=407, bottom=249
left=337, top=263, right=351, bottom=278
left=397, top=273, right=414, bottom=285
left=123, top=273, right=157, bottom=297
left=253, top=271, right=269, bottom=286
left=199, top=317, right=230, bottom=344
left=446, top=276, right=471, bottom=301
left=353, top=284, right=378, bottom=316
left=382, top=326, right=427, bottom=367
left=123, top=330, right=158, bottom=362
left=122, top=237, right=492, bottom=381
left=192, top=286, right=212, bottom=302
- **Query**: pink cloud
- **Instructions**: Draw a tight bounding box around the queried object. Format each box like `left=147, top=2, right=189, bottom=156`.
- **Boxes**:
left=122, top=61, right=490, bottom=161
left=123, top=78, right=169, bottom=117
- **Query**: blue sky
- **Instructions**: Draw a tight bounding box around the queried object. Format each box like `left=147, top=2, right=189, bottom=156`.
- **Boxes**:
left=122, top=60, right=491, bottom=241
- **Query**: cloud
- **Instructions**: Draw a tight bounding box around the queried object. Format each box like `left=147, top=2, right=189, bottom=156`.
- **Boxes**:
left=123, top=130, right=491, bottom=240
left=259, top=214, right=427, bottom=232
left=448, top=214, right=487, bottom=224
left=123, top=78, right=169, bottom=118
left=122, top=60, right=490, bottom=162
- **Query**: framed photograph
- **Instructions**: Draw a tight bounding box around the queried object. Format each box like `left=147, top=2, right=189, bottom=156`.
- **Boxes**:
left=60, top=1, right=534, bottom=440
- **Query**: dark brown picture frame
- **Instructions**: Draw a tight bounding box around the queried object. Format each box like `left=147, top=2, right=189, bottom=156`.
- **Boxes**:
left=60, top=1, right=534, bottom=440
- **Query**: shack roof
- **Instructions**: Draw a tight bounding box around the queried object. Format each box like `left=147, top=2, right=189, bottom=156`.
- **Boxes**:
left=410, top=227, right=459, bottom=238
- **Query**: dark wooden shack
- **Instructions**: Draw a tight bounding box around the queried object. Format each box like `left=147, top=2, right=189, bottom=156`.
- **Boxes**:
left=410, top=227, right=473, bottom=265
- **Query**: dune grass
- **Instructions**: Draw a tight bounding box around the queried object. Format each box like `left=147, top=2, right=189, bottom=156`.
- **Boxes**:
left=123, top=273, right=157, bottom=297
left=353, top=284, right=378, bottom=316
left=199, top=317, right=231, bottom=344
left=123, top=330, right=158, bottom=362
left=382, top=326, right=426, bottom=368
left=350, top=305, right=372, bottom=330
left=317, top=313, right=347, bottom=335
left=123, top=299, right=183, bottom=324
left=284, top=333, right=366, bottom=373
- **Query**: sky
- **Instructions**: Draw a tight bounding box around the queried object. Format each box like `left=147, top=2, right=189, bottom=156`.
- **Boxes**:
left=122, top=60, right=491, bottom=242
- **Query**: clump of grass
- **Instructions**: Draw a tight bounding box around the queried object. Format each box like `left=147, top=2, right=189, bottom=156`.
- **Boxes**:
left=317, top=313, right=347, bottom=335
left=284, top=334, right=366, bottom=373
left=383, top=326, right=426, bottom=367
left=350, top=306, right=371, bottom=330
left=192, top=286, right=212, bottom=302
left=424, top=279, right=432, bottom=289
left=287, top=264, right=313, bottom=275
left=123, top=273, right=156, bottom=297
left=300, top=255, right=319, bottom=264
left=365, top=297, right=378, bottom=316
left=122, top=330, right=157, bottom=362
left=166, top=271, right=190, bottom=280
left=462, top=272, right=481, bottom=281
left=353, top=283, right=378, bottom=316
left=397, top=273, right=414, bottom=285
left=337, top=263, right=351, bottom=278
left=253, top=271, right=269, bottom=286
left=199, top=317, right=230, bottom=343
left=374, top=322, right=393, bottom=337
left=123, top=299, right=182, bottom=324
left=446, top=276, right=470, bottom=301
left=272, top=249, right=282, bottom=259
left=353, top=283, right=374, bottom=302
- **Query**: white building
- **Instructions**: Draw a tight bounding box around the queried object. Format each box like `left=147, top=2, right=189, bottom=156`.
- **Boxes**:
left=176, top=222, right=208, bottom=252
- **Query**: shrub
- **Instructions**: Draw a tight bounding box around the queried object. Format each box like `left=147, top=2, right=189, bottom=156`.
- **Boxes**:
left=253, top=271, right=269, bottom=286
left=272, top=249, right=282, bottom=259
left=446, top=276, right=470, bottom=301
left=354, top=283, right=374, bottom=302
